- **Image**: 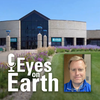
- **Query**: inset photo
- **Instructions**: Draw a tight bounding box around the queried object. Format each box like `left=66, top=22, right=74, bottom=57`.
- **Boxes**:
left=64, top=54, right=91, bottom=92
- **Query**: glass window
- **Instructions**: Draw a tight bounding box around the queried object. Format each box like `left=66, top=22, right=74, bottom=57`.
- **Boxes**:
left=64, top=38, right=73, bottom=46
left=21, top=12, right=49, bottom=49
left=77, top=38, right=84, bottom=45
left=88, top=39, right=100, bottom=46
left=0, top=38, right=6, bottom=46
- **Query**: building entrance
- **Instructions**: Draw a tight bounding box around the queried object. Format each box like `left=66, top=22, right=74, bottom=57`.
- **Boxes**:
left=20, top=10, right=49, bottom=49
left=26, top=40, right=37, bottom=49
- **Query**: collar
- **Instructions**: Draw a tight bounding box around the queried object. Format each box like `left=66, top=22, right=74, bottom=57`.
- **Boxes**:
left=72, top=82, right=83, bottom=92
left=67, top=80, right=87, bottom=91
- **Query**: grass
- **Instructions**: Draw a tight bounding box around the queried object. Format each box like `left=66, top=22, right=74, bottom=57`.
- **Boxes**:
left=30, top=51, right=100, bottom=100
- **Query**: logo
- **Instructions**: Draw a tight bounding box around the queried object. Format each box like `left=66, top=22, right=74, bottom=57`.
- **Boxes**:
left=7, top=53, right=16, bottom=72
left=7, top=53, right=59, bottom=92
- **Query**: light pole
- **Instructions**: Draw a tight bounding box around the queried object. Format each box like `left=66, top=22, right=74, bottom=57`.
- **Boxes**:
left=43, top=29, right=47, bottom=35
left=43, top=30, right=47, bottom=47
left=6, top=30, right=11, bottom=51
left=6, top=30, right=11, bottom=36
left=37, top=26, right=42, bottom=33
left=37, top=26, right=42, bottom=48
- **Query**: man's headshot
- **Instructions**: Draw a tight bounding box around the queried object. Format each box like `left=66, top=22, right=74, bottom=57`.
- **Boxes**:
left=64, top=55, right=91, bottom=92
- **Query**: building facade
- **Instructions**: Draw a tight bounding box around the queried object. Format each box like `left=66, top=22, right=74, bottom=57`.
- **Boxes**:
left=87, top=30, right=100, bottom=46
left=0, top=20, right=21, bottom=49
left=0, top=10, right=99, bottom=49
left=49, top=20, right=87, bottom=46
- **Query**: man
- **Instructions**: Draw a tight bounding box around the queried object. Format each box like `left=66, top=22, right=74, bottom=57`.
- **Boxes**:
left=64, top=56, right=91, bottom=92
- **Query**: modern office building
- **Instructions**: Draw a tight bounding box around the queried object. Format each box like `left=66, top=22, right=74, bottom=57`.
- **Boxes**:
left=0, top=10, right=100, bottom=49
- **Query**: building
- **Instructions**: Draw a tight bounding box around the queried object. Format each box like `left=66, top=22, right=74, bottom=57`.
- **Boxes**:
left=0, top=10, right=100, bottom=50
left=49, top=20, right=86, bottom=46
left=87, top=30, right=100, bottom=46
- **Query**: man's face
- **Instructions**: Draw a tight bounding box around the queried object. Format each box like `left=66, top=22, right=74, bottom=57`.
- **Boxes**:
left=69, top=60, right=86, bottom=84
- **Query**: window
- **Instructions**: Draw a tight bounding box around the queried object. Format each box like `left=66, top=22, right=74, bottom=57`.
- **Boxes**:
left=51, top=37, right=62, bottom=46
left=21, top=12, right=49, bottom=49
left=64, top=38, right=73, bottom=46
left=0, top=38, right=6, bottom=46
left=77, top=38, right=84, bottom=45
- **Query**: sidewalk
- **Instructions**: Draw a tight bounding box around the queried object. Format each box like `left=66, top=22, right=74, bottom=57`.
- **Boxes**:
left=0, top=49, right=37, bottom=63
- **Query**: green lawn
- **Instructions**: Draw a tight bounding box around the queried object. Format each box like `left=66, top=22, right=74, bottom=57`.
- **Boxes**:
left=30, top=51, right=100, bottom=100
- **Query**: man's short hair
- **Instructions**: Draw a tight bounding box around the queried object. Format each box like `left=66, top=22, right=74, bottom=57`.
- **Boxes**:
left=68, top=56, right=87, bottom=69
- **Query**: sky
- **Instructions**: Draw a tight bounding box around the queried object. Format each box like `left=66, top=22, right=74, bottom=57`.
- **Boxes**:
left=0, top=0, right=100, bottom=30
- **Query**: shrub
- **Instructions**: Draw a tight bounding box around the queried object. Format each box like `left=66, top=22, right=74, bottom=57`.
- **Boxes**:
left=37, top=47, right=48, bottom=53
left=37, top=46, right=55, bottom=56
left=71, top=48, right=77, bottom=52
left=89, top=48, right=94, bottom=51
left=65, top=49, right=70, bottom=52
left=84, top=48, right=89, bottom=51
left=47, top=46, right=55, bottom=56
left=56, top=48, right=65, bottom=53
left=0, top=90, right=8, bottom=99
left=0, top=63, right=9, bottom=99
left=97, top=49, right=100, bottom=51
left=56, top=45, right=100, bottom=52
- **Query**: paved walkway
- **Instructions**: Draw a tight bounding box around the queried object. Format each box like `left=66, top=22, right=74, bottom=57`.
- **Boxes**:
left=0, top=49, right=37, bottom=63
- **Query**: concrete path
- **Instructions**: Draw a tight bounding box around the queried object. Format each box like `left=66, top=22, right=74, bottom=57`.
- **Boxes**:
left=0, top=49, right=37, bottom=63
